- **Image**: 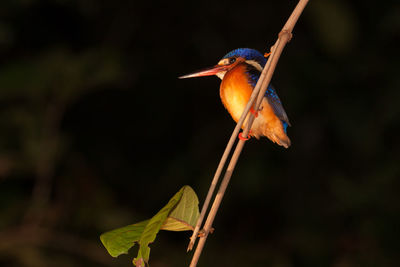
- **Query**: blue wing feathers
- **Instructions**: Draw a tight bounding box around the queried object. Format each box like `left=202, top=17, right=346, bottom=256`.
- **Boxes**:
left=245, top=67, right=291, bottom=128
left=265, top=85, right=291, bottom=127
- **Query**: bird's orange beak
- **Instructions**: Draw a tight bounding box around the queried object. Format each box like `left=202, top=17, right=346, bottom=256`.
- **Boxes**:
left=179, top=64, right=229, bottom=79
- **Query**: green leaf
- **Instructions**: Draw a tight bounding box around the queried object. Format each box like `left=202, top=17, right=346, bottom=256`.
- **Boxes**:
left=100, top=219, right=149, bottom=257
left=100, top=185, right=200, bottom=266
left=133, top=186, right=186, bottom=265
left=161, top=186, right=199, bottom=231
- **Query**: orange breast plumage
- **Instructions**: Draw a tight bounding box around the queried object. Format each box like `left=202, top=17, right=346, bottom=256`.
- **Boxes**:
left=219, top=64, right=253, bottom=122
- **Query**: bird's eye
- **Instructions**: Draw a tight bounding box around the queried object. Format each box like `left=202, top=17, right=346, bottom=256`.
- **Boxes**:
left=229, top=57, right=236, bottom=64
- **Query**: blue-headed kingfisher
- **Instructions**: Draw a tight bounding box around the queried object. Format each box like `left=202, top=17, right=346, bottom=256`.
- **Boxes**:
left=180, top=48, right=291, bottom=148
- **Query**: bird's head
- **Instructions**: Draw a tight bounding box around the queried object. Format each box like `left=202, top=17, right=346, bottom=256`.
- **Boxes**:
left=179, top=48, right=267, bottom=80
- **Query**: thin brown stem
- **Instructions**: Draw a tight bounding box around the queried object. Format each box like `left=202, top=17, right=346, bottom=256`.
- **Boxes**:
left=188, top=0, right=309, bottom=266
left=187, top=47, right=275, bottom=251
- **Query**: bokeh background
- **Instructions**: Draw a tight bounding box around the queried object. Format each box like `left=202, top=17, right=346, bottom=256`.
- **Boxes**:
left=0, top=0, right=399, bottom=266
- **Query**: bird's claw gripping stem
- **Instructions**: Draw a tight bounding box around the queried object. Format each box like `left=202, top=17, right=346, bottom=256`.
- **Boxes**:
left=250, top=107, right=259, bottom=117
left=238, top=132, right=251, bottom=141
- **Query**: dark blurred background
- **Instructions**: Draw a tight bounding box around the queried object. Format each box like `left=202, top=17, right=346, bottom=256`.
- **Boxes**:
left=0, top=0, right=399, bottom=266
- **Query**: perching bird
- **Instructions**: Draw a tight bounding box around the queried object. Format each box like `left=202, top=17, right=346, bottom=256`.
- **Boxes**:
left=179, top=48, right=291, bottom=148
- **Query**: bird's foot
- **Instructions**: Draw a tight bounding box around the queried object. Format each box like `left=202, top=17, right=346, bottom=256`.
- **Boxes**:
left=239, top=131, right=251, bottom=141
left=250, top=107, right=259, bottom=117
left=264, top=52, right=271, bottom=58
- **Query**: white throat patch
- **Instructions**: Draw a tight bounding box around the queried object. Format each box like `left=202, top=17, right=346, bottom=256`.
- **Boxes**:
left=216, top=71, right=226, bottom=80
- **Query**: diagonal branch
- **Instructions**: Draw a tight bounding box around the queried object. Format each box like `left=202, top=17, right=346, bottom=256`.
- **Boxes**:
left=188, top=0, right=309, bottom=266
